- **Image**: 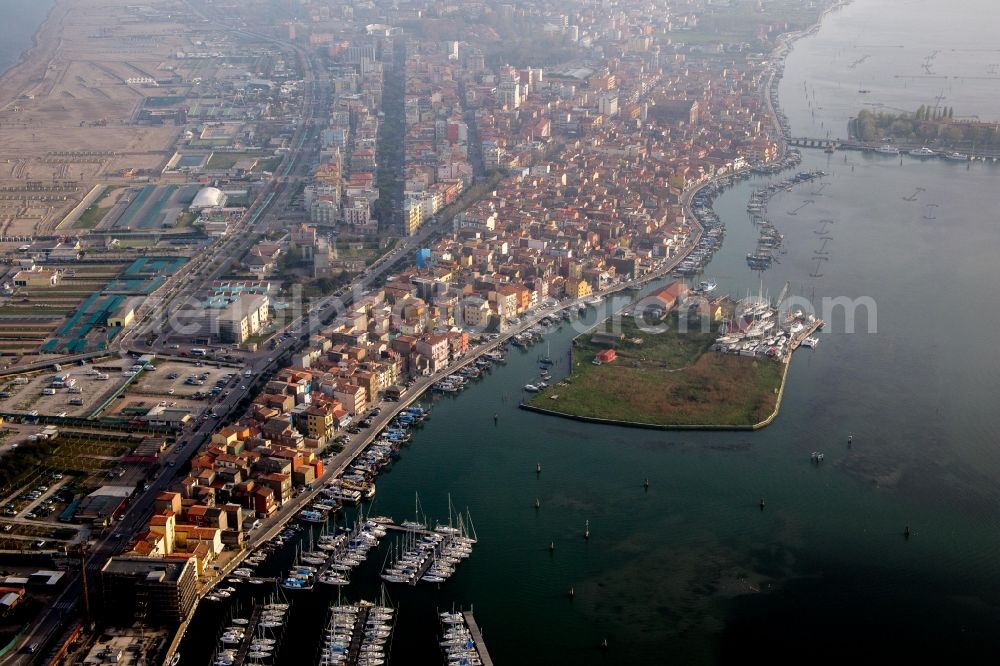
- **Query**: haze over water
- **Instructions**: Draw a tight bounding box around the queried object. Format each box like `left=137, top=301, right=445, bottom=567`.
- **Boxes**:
left=781, top=0, right=1000, bottom=136
left=0, top=1, right=55, bottom=77
left=175, top=0, right=1000, bottom=663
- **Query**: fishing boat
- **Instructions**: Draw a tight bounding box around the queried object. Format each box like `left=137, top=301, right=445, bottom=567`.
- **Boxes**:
left=298, top=509, right=327, bottom=524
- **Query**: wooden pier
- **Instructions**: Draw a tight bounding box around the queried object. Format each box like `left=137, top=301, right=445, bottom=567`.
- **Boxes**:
left=231, top=604, right=263, bottom=666
left=462, top=611, right=494, bottom=666
left=383, top=522, right=436, bottom=538
left=789, top=319, right=824, bottom=351
left=343, top=605, right=371, bottom=666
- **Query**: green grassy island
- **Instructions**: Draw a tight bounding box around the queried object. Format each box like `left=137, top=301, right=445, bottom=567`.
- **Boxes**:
left=524, top=314, right=786, bottom=429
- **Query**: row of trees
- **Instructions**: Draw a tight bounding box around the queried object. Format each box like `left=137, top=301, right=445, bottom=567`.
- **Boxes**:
left=855, top=107, right=1000, bottom=148
left=914, top=105, right=953, bottom=121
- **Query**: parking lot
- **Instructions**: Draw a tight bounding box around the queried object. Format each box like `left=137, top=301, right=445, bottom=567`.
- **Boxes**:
left=128, top=360, right=238, bottom=401
left=0, top=362, right=131, bottom=417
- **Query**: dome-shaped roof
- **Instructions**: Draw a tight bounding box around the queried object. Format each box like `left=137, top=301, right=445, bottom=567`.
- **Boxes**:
left=191, top=186, right=224, bottom=209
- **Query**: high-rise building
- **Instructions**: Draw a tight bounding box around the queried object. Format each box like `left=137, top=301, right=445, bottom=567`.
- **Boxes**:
left=100, top=557, right=198, bottom=625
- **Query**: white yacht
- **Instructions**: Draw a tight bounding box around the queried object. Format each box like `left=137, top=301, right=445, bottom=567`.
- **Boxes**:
left=909, top=146, right=936, bottom=157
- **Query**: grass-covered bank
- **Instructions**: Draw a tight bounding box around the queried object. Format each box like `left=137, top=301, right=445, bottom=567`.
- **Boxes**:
left=526, top=315, right=785, bottom=428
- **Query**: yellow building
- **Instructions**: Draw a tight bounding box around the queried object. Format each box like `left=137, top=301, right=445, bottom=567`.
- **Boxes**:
left=403, top=200, right=424, bottom=236
left=107, top=308, right=134, bottom=328
left=566, top=277, right=593, bottom=299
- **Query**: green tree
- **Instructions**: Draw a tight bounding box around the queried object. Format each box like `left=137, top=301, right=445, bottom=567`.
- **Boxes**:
left=942, top=126, right=964, bottom=144
left=890, top=119, right=913, bottom=137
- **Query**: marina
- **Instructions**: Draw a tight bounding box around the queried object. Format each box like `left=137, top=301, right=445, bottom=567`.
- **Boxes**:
left=439, top=610, right=493, bottom=666
left=317, top=597, right=395, bottom=666
left=744, top=170, right=827, bottom=272
left=211, top=600, right=288, bottom=666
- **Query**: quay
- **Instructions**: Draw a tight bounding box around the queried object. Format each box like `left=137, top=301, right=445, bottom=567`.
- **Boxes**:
left=230, top=604, right=263, bottom=666
left=461, top=611, right=494, bottom=666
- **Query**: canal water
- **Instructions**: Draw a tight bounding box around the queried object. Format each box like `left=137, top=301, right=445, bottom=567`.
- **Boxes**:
left=179, top=0, right=1000, bottom=663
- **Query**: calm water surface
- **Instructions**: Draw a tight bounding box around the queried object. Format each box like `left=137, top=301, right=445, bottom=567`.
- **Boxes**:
left=0, top=0, right=54, bottom=76
left=180, top=1, right=1000, bottom=663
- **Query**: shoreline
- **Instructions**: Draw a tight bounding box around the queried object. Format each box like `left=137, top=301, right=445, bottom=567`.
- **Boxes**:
left=0, top=1, right=56, bottom=77
left=516, top=1, right=850, bottom=433
left=0, top=0, right=64, bottom=110
left=519, top=314, right=787, bottom=431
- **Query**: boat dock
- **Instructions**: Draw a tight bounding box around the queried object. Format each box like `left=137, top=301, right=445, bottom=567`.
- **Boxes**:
left=230, top=605, right=263, bottom=666
left=383, top=522, right=436, bottom=538
left=343, top=605, right=371, bottom=666
left=789, top=319, right=825, bottom=350
left=409, top=550, right=437, bottom=586
left=461, top=611, right=493, bottom=666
